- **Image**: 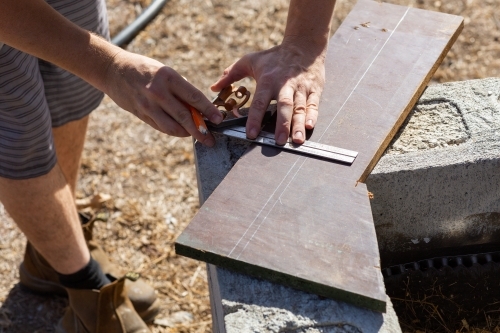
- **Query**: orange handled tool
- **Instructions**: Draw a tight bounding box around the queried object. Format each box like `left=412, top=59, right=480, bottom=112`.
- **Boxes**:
left=180, top=75, right=209, bottom=135
left=183, top=84, right=251, bottom=136
left=184, top=103, right=208, bottom=135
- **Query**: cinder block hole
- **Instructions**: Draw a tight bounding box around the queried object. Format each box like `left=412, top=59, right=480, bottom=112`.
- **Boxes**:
left=384, top=250, right=500, bottom=331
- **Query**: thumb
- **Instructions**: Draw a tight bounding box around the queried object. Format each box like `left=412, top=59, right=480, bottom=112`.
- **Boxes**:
left=211, top=54, right=253, bottom=92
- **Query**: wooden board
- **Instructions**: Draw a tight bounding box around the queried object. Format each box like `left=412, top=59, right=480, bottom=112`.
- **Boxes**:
left=176, top=0, right=463, bottom=312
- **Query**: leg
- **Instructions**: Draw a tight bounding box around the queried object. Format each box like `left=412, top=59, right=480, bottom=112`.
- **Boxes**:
left=0, top=44, right=89, bottom=275
left=0, top=2, right=152, bottom=330
left=0, top=164, right=89, bottom=274
left=52, top=115, right=89, bottom=196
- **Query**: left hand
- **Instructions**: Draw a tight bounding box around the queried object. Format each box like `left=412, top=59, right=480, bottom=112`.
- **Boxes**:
left=103, top=50, right=223, bottom=147
left=211, top=37, right=327, bottom=145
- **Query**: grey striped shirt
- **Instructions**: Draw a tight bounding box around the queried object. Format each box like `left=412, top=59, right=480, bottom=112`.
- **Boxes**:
left=0, top=0, right=108, bottom=179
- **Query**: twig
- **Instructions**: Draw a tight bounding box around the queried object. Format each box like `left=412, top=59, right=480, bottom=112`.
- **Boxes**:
left=391, top=297, right=451, bottom=333
left=138, top=251, right=171, bottom=274
left=189, top=265, right=203, bottom=287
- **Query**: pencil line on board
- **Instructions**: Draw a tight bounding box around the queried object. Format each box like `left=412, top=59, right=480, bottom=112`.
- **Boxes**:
left=234, top=157, right=308, bottom=259
left=227, top=7, right=410, bottom=259
left=227, top=155, right=302, bottom=257
left=318, top=7, right=410, bottom=142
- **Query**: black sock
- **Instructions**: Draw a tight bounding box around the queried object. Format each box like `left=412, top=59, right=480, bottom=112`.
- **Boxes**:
left=58, top=257, right=111, bottom=290
left=78, top=212, right=91, bottom=225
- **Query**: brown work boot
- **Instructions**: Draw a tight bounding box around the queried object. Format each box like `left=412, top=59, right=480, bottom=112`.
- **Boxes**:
left=19, top=213, right=160, bottom=322
left=56, top=277, right=151, bottom=333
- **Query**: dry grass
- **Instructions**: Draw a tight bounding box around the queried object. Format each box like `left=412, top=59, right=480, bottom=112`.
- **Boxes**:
left=1, top=0, right=499, bottom=332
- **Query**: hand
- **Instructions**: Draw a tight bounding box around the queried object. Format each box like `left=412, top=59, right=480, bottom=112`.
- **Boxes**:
left=104, top=50, right=223, bottom=147
left=211, top=37, right=327, bottom=145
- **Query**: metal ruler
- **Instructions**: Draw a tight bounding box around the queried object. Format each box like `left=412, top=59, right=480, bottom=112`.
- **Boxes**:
left=210, top=125, right=358, bottom=164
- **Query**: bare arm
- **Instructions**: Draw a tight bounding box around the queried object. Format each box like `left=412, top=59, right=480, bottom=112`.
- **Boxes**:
left=0, top=0, right=223, bottom=146
left=211, top=0, right=336, bottom=145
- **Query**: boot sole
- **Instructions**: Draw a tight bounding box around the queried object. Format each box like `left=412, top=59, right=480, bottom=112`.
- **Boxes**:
left=137, top=298, right=161, bottom=323
left=19, top=263, right=67, bottom=296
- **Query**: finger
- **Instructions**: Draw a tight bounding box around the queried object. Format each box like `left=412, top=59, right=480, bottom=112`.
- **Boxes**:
left=140, top=113, right=162, bottom=133
left=133, top=96, right=188, bottom=136
left=274, top=85, right=295, bottom=145
left=305, top=91, right=320, bottom=130
left=168, top=74, right=223, bottom=125
left=291, top=90, right=307, bottom=144
left=149, top=67, right=222, bottom=125
left=246, top=77, right=274, bottom=139
left=145, top=107, right=189, bottom=137
left=156, top=96, right=216, bottom=146
left=211, top=54, right=252, bottom=92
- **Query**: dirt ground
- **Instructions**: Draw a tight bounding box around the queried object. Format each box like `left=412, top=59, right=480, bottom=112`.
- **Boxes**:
left=1, top=0, right=500, bottom=332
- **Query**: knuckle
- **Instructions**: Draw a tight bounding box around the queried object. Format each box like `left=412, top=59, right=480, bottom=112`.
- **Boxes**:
left=277, top=119, right=291, bottom=129
left=280, top=77, right=294, bottom=87
left=148, top=85, right=165, bottom=102
left=160, top=67, right=177, bottom=84
left=158, top=65, right=173, bottom=75
left=258, top=74, right=274, bottom=90
left=137, top=97, right=150, bottom=111
left=189, top=90, right=203, bottom=104
left=246, top=119, right=262, bottom=129
left=202, top=104, right=216, bottom=115
left=277, top=124, right=291, bottom=134
left=251, top=99, right=268, bottom=111
left=294, top=105, right=307, bottom=115
left=306, top=103, right=319, bottom=111
left=277, top=97, right=293, bottom=109
left=292, top=63, right=306, bottom=73
left=176, top=109, right=192, bottom=125
left=296, top=82, right=306, bottom=91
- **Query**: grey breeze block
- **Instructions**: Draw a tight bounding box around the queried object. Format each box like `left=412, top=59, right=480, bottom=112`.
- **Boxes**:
left=368, top=78, right=500, bottom=267
left=192, top=78, right=500, bottom=332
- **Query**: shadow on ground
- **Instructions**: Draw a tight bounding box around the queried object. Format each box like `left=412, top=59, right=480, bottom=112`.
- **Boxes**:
left=0, top=284, right=67, bottom=333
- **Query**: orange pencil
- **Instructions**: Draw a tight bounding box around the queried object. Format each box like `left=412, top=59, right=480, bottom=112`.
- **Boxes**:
left=184, top=103, right=208, bottom=135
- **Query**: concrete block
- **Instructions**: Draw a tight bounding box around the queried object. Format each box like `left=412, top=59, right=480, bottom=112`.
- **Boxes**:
left=194, top=156, right=401, bottom=332
left=193, top=135, right=402, bottom=331
left=367, top=78, right=500, bottom=266
left=209, top=266, right=401, bottom=333
left=193, top=78, right=500, bottom=332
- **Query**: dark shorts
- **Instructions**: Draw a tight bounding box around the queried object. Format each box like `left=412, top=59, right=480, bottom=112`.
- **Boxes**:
left=0, top=0, right=109, bottom=179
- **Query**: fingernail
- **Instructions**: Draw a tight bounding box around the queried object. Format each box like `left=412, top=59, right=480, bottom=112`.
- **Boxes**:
left=204, top=137, right=215, bottom=147
left=277, top=133, right=288, bottom=145
left=248, top=127, right=259, bottom=139
left=306, top=119, right=313, bottom=127
left=293, top=131, right=304, bottom=141
left=211, top=113, right=223, bottom=124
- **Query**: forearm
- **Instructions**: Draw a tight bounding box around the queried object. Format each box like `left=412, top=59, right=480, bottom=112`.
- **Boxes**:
left=0, top=0, right=222, bottom=146
left=0, top=0, right=121, bottom=93
left=283, top=0, right=336, bottom=50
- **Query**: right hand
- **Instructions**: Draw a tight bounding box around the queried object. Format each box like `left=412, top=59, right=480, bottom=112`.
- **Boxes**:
left=211, top=37, right=327, bottom=146
left=104, top=50, right=223, bottom=147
